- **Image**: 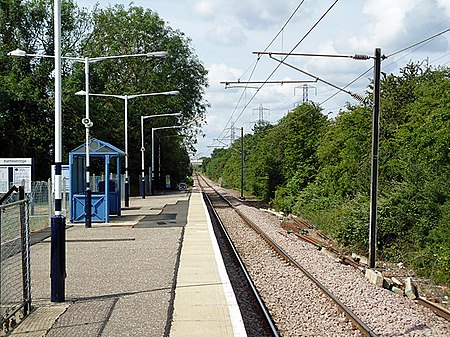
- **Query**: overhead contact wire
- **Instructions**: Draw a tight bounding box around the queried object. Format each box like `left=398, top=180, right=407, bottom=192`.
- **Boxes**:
left=320, top=27, right=450, bottom=106
left=233, top=0, right=340, bottom=123
left=213, top=1, right=306, bottom=146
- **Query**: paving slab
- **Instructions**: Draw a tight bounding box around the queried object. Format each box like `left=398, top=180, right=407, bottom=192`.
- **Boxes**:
left=10, top=193, right=189, bottom=337
left=8, top=302, right=69, bottom=337
left=170, top=191, right=246, bottom=337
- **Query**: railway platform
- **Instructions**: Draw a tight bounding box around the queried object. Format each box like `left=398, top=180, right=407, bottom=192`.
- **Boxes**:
left=8, top=187, right=245, bottom=337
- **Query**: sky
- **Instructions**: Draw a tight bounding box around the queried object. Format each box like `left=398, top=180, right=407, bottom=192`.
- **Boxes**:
left=75, top=0, right=450, bottom=159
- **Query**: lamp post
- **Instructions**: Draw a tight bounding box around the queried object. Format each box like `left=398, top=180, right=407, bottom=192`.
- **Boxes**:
left=8, top=45, right=168, bottom=300
left=141, top=114, right=182, bottom=198
left=75, top=90, right=179, bottom=207
left=9, top=48, right=169, bottom=226
left=52, top=0, right=63, bottom=303
left=8, top=2, right=70, bottom=302
left=151, top=125, right=184, bottom=194
left=73, top=52, right=169, bottom=227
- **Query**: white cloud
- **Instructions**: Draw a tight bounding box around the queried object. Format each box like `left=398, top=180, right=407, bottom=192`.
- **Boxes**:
left=235, top=1, right=298, bottom=29
left=188, top=0, right=224, bottom=18
left=208, top=63, right=243, bottom=87
left=188, top=0, right=301, bottom=30
left=344, top=0, right=450, bottom=54
left=437, top=0, right=450, bottom=17
left=205, top=24, right=247, bottom=47
left=205, top=63, right=247, bottom=112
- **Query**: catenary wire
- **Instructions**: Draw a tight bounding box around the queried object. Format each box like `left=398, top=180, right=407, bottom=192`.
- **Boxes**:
left=319, top=27, right=450, bottom=107
left=238, top=1, right=306, bottom=81
left=387, top=27, right=450, bottom=58
left=231, top=0, right=340, bottom=127
left=212, top=1, right=306, bottom=146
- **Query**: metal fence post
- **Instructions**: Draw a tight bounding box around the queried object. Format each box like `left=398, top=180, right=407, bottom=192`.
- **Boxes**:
left=30, top=181, right=35, bottom=215
left=19, top=185, right=31, bottom=315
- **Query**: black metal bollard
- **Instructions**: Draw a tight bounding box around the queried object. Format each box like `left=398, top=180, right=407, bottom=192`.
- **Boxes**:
left=125, top=179, right=130, bottom=207
left=85, top=188, right=92, bottom=228
left=51, top=214, right=66, bottom=302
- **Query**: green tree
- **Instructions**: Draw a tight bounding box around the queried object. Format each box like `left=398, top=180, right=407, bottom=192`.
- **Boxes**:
left=270, top=103, right=328, bottom=211
left=204, top=148, right=231, bottom=182
left=204, top=63, right=450, bottom=286
left=0, top=0, right=89, bottom=179
left=315, top=104, right=372, bottom=198
left=244, top=123, right=278, bottom=201
left=2, top=2, right=207, bottom=188
left=64, top=4, right=208, bottom=191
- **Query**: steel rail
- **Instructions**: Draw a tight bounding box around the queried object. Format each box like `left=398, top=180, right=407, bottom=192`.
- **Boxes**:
left=417, top=298, right=450, bottom=321
left=196, top=173, right=378, bottom=337
left=201, top=188, right=280, bottom=337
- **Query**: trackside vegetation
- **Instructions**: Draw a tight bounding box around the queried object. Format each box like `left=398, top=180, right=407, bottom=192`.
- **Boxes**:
left=203, top=63, right=450, bottom=287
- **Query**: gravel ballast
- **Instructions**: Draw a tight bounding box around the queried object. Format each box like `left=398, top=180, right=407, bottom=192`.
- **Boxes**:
left=202, top=177, right=450, bottom=337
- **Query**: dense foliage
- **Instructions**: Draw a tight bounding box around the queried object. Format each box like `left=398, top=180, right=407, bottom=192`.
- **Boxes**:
left=0, top=1, right=208, bottom=190
left=204, top=63, right=450, bottom=286
left=0, top=0, right=89, bottom=178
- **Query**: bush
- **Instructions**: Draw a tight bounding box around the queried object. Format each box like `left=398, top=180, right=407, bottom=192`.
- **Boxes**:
left=204, top=65, right=450, bottom=287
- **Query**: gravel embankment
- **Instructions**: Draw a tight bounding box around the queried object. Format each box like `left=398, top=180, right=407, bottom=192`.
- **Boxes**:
left=203, top=179, right=450, bottom=337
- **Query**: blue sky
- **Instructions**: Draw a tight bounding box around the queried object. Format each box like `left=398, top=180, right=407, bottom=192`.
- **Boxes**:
left=75, top=0, right=450, bottom=158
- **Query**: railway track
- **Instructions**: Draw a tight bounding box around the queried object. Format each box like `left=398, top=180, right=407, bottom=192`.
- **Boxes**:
left=202, top=188, right=280, bottom=337
left=195, top=173, right=378, bottom=337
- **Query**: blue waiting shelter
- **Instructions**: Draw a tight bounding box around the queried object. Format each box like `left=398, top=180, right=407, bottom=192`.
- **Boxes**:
left=69, top=138, right=125, bottom=223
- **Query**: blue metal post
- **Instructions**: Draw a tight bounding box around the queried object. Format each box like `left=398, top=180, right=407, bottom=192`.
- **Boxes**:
left=84, top=58, right=92, bottom=228
left=105, top=156, right=110, bottom=223
left=124, top=95, right=130, bottom=207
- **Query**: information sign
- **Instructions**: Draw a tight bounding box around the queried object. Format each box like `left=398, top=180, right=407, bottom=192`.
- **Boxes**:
left=13, top=167, right=32, bottom=193
left=165, top=175, right=171, bottom=189
left=0, top=167, right=8, bottom=193
left=0, top=158, right=33, bottom=194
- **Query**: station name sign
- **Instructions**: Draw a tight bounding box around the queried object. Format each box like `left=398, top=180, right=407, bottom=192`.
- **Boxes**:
left=0, top=158, right=32, bottom=193
left=0, top=158, right=32, bottom=165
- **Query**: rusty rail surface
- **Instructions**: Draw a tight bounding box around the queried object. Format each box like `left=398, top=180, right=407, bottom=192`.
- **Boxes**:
left=417, top=298, right=450, bottom=321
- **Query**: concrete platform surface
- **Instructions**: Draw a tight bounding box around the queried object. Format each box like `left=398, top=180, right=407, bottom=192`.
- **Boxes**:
left=10, top=193, right=188, bottom=337
left=170, top=190, right=246, bottom=337
left=7, top=190, right=246, bottom=337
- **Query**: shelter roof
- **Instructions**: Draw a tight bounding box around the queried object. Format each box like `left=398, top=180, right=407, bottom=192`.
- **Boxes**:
left=70, top=138, right=125, bottom=157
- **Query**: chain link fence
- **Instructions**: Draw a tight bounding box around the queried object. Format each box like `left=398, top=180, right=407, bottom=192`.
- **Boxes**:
left=1, top=175, right=127, bottom=334
left=0, top=179, right=66, bottom=335
left=28, top=179, right=70, bottom=233
left=1, top=197, right=31, bottom=334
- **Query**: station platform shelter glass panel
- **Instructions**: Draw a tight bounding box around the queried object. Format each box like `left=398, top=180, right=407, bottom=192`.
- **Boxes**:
left=69, top=138, right=125, bottom=223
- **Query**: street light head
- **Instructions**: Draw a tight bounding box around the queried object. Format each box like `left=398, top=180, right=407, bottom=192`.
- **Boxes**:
left=147, top=51, right=169, bottom=58
left=167, top=90, right=180, bottom=96
left=75, top=90, right=87, bottom=96
left=7, top=48, right=27, bottom=57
